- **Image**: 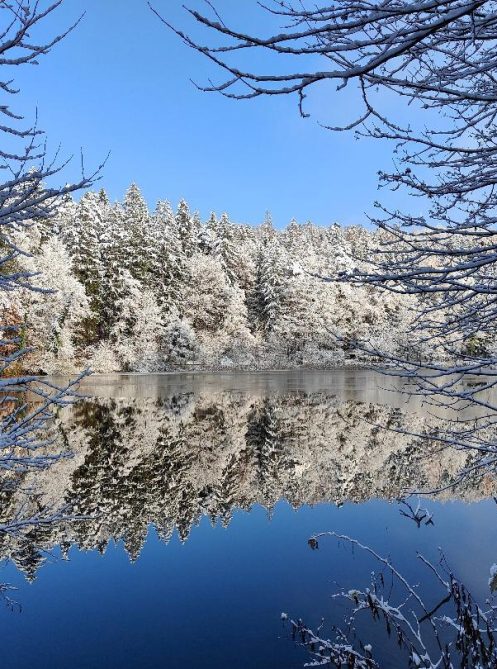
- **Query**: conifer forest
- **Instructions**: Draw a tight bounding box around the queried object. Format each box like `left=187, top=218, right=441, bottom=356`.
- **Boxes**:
left=5, top=184, right=418, bottom=375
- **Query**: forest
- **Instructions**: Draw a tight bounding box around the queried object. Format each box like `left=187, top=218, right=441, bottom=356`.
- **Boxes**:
left=3, top=183, right=421, bottom=374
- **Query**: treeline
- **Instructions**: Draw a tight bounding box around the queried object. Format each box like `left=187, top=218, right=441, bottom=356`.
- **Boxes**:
left=4, top=184, right=414, bottom=374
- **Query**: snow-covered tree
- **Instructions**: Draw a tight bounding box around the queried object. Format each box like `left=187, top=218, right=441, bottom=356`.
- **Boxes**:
left=16, top=234, right=90, bottom=374
left=208, top=212, right=243, bottom=285
left=123, top=183, right=152, bottom=283
left=62, top=190, right=107, bottom=293
left=91, top=276, right=166, bottom=372
left=249, top=239, right=287, bottom=336
left=163, top=311, right=197, bottom=367
left=175, top=199, right=199, bottom=258
left=148, top=199, right=186, bottom=313
left=183, top=253, right=254, bottom=366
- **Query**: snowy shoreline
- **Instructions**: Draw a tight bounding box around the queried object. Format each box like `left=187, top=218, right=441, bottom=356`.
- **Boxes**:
left=45, top=362, right=373, bottom=380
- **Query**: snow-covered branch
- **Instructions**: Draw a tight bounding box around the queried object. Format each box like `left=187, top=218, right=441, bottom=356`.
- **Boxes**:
left=286, top=532, right=497, bottom=668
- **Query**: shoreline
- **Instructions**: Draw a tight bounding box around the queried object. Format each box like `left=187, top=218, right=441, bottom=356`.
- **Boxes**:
left=45, top=363, right=376, bottom=381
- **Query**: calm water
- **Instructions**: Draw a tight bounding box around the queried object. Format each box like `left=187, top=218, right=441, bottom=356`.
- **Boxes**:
left=2, top=370, right=497, bottom=668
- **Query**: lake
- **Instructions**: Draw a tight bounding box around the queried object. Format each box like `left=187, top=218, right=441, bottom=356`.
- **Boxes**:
left=2, top=370, right=497, bottom=668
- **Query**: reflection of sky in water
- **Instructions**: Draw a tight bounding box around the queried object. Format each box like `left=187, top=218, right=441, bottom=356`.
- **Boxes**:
left=3, top=371, right=497, bottom=669
left=3, top=500, right=496, bottom=669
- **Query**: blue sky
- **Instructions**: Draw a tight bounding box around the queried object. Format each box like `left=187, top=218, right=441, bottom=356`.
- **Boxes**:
left=12, top=1, right=408, bottom=228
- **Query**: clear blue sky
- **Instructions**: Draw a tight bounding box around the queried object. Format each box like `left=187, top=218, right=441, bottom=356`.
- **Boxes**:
left=12, top=1, right=410, bottom=228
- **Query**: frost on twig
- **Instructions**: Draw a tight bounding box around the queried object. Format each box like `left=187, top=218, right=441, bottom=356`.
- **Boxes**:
left=285, top=532, right=497, bottom=668
left=398, top=499, right=434, bottom=528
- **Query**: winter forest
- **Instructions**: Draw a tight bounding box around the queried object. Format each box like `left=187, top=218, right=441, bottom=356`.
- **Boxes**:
left=6, top=183, right=418, bottom=375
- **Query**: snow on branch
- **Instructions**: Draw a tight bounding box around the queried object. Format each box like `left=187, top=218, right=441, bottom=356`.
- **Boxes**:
left=286, top=532, right=497, bottom=668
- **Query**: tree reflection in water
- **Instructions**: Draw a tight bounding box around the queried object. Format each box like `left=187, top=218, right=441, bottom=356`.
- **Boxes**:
left=1, top=387, right=495, bottom=666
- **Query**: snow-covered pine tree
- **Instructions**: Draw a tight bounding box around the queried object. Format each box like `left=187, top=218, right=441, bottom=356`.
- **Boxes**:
left=249, top=238, right=287, bottom=337
left=62, top=191, right=104, bottom=290
left=175, top=199, right=199, bottom=258
left=123, top=183, right=152, bottom=284
left=61, top=190, right=108, bottom=347
left=98, top=203, right=137, bottom=341
left=209, top=212, right=243, bottom=285
left=260, top=210, right=277, bottom=243
left=199, top=212, right=216, bottom=255
left=282, top=218, right=301, bottom=257
left=149, top=200, right=187, bottom=313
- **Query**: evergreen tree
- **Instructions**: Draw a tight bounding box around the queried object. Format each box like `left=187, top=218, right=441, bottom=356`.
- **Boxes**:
left=283, top=217, right=301, bottom=256
left=210, top=212, right=242, bottom=285
left=149, top=200, right=186, bottom=312
left=175, top=199, right=199, bottom=257
left=60, top=191, right=108, bottom=346
left=98, top=204, right=137, bottom=341
left=260, top=210, right=276, bottom=243
left=123, top=183, right=152, bottom=283
left=199, top=212, right=216, bottom=255
left=63, top=191, right=106, bottom=291
left=249, top=239, right=287, bottom=336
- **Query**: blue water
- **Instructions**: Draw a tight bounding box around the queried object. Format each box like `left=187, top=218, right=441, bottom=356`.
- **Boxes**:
left=2, top=499, right=496, bottom=668
left=2, top=372, right=495, bottom=668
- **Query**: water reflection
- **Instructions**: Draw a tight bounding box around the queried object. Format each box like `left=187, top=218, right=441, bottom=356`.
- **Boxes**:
left=2, top=374, right=492, bottom=581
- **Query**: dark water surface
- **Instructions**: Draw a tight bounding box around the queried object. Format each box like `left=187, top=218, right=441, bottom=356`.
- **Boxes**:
left=2, top=370, right=496, bottom=668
